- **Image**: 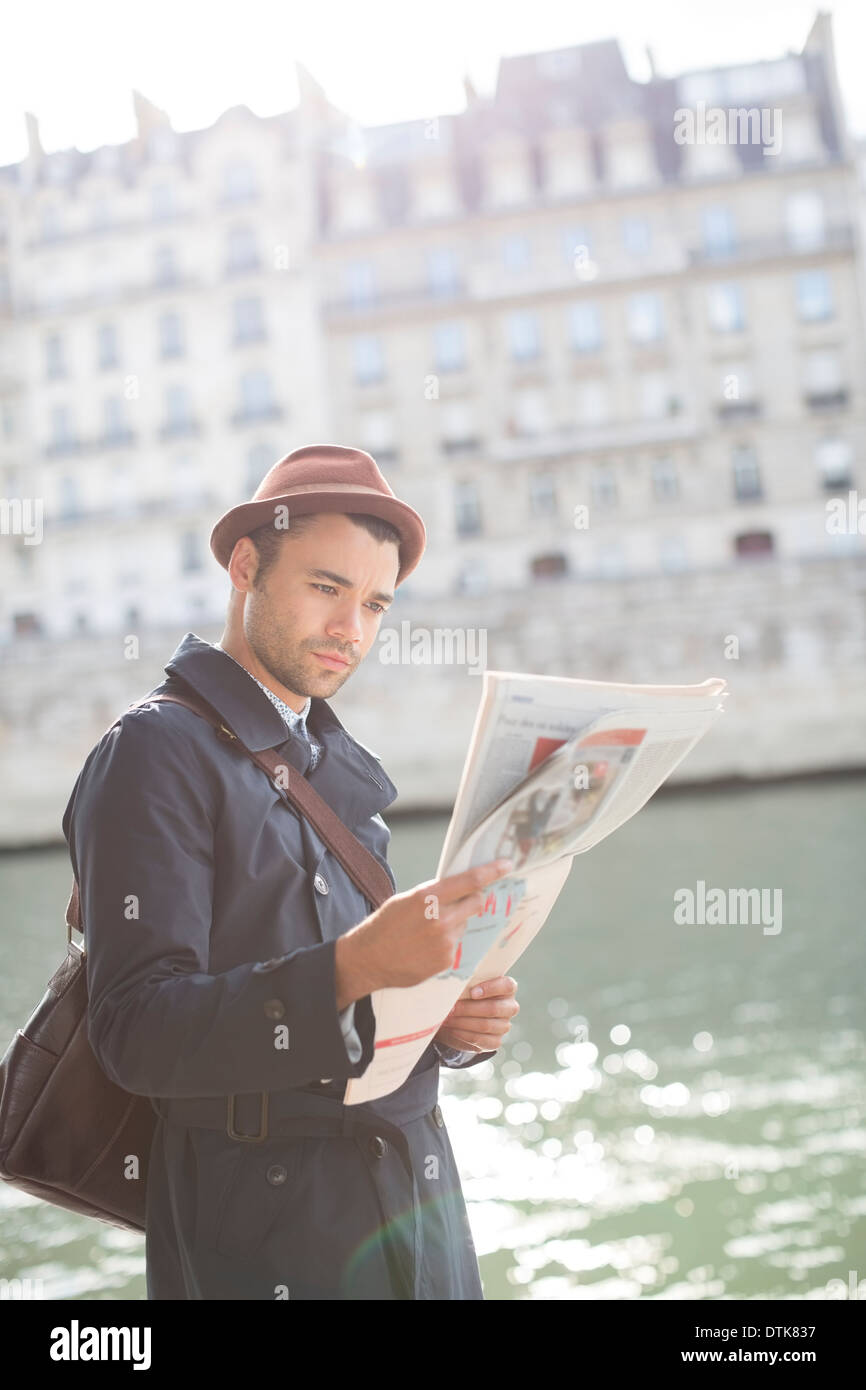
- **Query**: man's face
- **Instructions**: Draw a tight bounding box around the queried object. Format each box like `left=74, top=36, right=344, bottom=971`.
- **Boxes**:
left=239, top=512, right=399, bottom=700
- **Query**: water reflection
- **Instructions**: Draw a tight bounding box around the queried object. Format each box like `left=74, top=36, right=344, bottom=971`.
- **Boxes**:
left=1, top=779, right=864, bottom=1300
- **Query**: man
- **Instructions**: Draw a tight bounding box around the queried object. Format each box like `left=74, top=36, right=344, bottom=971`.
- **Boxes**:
left=62, top=444, right=519, bottom=1300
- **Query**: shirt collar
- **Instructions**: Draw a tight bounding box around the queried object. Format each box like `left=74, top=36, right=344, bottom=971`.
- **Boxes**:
left=215, top=645, right=313, bottom=732
left=160, top=631, right=341, bottom=753
left=155, top=631, right=399, bottom=827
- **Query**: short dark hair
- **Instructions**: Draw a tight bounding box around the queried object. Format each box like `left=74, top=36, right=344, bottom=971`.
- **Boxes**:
left=246, top=510, right=402, bottom=589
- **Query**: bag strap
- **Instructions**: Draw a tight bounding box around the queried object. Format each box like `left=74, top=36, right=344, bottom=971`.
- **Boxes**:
left=66, top=686, right=395, bottom=935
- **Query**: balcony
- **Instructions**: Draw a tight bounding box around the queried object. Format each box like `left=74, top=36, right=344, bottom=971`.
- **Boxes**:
left=688, top=223, right=855, bottom=268
left=43, top=437, right=81, bottom=458
left=229, top=403, right=284, bottom=426
left=159, top=419, right=201, bottom=440
left=96, top=429, right=137, bottom=450
left=322, top=281, right=467, bottom=320
left=717, top=399, right=763, bottom=423
left=804, top=388, right=849, bottom=412
left=490, top=415, right=698, bottom=463
left=441, top=437, right=482, bottom=455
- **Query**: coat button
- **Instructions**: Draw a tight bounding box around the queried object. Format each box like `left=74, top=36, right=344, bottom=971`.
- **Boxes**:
left=266, top=1164, right=287, bottom=1185
left=263, top=998, right=285, bottom=1019
left=432, top=1104, right=444, bottom=1128
left=314, top=873, right=329, bottom=895
left=369, top=1135, right=388, bottom=1158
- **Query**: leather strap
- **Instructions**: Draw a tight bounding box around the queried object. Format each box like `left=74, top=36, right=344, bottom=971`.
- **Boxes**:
left=67, top=684, right=395, bottom=932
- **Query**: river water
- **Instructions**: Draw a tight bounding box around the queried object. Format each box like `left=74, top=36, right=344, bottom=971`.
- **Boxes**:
left=1, top=777, right=864, bottom=1300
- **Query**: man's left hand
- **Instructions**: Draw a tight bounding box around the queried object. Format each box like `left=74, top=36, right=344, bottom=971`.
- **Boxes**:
left=434, top=975, right=519, bottom=1053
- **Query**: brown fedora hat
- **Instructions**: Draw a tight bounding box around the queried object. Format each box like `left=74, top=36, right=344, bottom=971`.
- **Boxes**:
left=209, top=443, right=426, bottom=585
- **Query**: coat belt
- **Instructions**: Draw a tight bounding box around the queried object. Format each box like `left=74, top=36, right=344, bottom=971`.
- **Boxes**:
left=150, top=1068, right=442, bottom=1299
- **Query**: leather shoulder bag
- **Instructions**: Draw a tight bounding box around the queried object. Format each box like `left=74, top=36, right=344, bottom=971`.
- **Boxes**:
left=0, top=684, right=394, bottom=1233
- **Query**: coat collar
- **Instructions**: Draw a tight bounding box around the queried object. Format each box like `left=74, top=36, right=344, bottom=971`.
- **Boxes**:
left=157, top=631, right=398, bottom=827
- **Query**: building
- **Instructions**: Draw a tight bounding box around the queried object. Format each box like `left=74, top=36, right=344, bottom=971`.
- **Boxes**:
left=0, top=15, right=864, bottom=841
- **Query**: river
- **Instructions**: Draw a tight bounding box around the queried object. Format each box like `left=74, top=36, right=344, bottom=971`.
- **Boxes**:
left=1, top=777, right=864, bottom=1300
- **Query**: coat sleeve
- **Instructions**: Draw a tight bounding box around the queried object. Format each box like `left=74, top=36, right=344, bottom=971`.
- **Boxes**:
left=62, top=708, right=376, bottom=1098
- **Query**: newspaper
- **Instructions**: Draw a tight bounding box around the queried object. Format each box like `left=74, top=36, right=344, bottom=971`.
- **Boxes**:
left=343, top=668, right=728, bottom=1104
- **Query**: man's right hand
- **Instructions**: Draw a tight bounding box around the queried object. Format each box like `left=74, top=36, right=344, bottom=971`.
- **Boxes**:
left=334, top=859, right=513, bottom=1010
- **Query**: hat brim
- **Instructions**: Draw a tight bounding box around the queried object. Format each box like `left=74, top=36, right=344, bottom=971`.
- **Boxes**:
left=210, top=489, right=426, bottom=585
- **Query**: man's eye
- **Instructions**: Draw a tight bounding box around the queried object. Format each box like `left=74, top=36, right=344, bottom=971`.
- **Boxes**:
left=313, top=584, right=385, bottom=615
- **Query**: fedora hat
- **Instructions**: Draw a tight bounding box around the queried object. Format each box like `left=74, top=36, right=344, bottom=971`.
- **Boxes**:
left=209, top=444, right=426, bottom=585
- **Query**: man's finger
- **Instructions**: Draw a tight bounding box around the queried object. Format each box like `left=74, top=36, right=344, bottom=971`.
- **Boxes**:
left=465, top=974, right=518, bottom=1000
left=447, top=997, right=519, bottom=1020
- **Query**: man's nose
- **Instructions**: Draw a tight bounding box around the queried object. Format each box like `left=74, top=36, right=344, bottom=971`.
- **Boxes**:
left=324, top=600, right=364, bottom=644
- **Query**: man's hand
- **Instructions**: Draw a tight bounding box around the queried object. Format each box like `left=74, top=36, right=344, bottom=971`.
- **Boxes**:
left=334, top=860, right=513, bottom=1010
left=434, top=975, right=519, bottom=1054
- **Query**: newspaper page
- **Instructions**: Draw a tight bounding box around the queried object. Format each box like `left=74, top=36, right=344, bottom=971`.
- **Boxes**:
left=343, top=670, right=728, bottom=1105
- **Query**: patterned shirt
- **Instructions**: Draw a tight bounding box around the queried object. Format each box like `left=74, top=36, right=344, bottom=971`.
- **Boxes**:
left=219, top=647, right=323, bottom=770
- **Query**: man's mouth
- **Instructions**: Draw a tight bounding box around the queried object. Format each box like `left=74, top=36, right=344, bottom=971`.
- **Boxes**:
left=313, top=651, right=351, bottom=670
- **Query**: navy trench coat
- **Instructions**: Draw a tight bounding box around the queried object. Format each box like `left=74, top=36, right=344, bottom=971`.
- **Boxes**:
left=61, top=632, right=495, bottom=1300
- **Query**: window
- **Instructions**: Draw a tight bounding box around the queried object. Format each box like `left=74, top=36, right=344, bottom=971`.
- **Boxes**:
left=222, top=160, right=259, bottom=203
left=652, top=457, right=680, bottom=500
left=154, top=244, right=179, bottom=286
left=529, top=472, right=558, bottom=517
left=159, top=311, right=185, bottom=358
left=245, top=443, right=273, bottom=495
left=454, top=479, right=482, bottom=537
left=569, top=301, right=602, bottom=352
left=232, top=297, right=266, bottom=344
left=45, top=334, right=66, bottom=379
left=701, top=205, right=736, bottom=256
left=358, top=409, right=397, bottom=460
left=597, top=543, right=627, bottom=578
left=503, top=235, right=531, bottom=272
left=353, top=334, right=385, bottom=385
left=103, top=395, right=130, bottom=442
left=456, top=560, right=489, bottom=596
left=41, top=204, right=62, bottom=241
left=97, top=323, right=119, bottom=369
left=440, top=400, right=479, bottom=453
left=591, top=467, right=618, bottom=508
left=561, top=225, right=592, bottom=270
left=575, top=380, right=609, bottom=426
left=627, top=292, right=664, bottom=344
left=507, top=310, right=541, bottom=362
left=433, top=322, right=466, bottom=372
left=427, top=248, right=460, bottom=296
left=815, top=436, right=853, bottom=490
left=345, top=262, right=377, bottom=308
left=50, top=404, right=75, bottom=447
left=660, top=536, right=688, bottom=572
left=784, top=191, right=825, bottom=250
left=511, top=388, right=550, bottom=437
left=164, top=383, right=195, bottom=434
left=622, top=216, right=651, bottom=256
left=795, top=269, right=833, bottom=322
left=707, top=283, right=745, bottom=333
left=530, top=552, right=568, bottom=580
left=180, top=530, right=203, bottom=572
left=59, top=475, right=81, bottom=519
left=151, top=183, right=176, bottom=221
left=638, top=372, right=678, bottom=420
left=732, top=444, right=763, bottom=500
left=239, top=370, right=275, bottom=419
left=226, top=225, right=260, bottom=274
left=735, top=530, right=774, bottom=559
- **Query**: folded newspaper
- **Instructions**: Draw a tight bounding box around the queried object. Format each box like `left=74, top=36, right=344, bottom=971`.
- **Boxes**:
left=343, top=669, right=728, bottom=1104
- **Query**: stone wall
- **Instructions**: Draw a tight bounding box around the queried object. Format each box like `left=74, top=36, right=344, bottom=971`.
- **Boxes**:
left=1, top=554, right=864, bottom=848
